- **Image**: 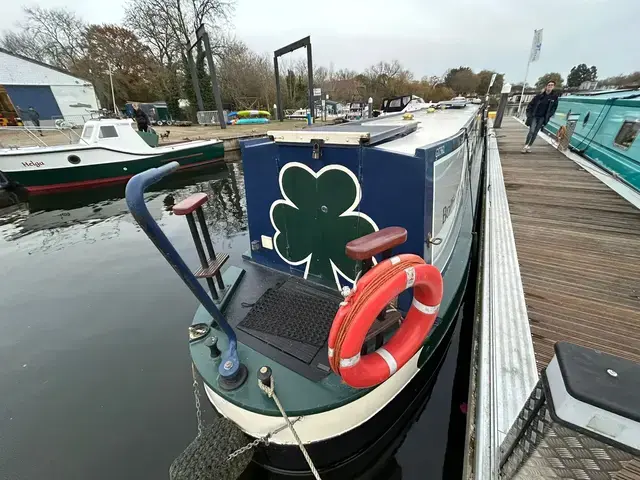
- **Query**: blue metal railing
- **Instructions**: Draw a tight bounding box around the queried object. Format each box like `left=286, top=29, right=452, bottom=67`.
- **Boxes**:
left=125, top=162, right=241, bottom=378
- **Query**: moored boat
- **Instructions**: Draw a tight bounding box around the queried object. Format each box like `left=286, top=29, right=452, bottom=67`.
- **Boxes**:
left=438, top=96, right=468, bottom=109
left=0, top=118, right=225, bottom=194
left=126, top=105, right=486, bottom=478
left=378, top=94, right=431, bottom=116
left=545, top=89, right=640, bottom=191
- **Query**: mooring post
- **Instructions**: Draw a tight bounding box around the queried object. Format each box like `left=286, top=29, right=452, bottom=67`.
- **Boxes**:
left=493, top=82, right=511, bottom=129
left=306, top=43, right=314, bottom=121
left=274, top=57, right=283, bottom=121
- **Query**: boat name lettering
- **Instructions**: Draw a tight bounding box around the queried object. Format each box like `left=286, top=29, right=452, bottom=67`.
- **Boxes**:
left=442, top=193, right=456, bottom=224
left=22, top=160, right=45, bottom=168
left=435, top=145, right=446, bottom=158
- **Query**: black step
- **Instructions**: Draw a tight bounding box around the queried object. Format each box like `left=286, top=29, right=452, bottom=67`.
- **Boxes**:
left=193, top=253, right=229, bottom=278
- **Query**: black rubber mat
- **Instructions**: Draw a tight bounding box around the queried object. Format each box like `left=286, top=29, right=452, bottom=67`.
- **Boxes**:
left=237, top=278, right=340, bottom=363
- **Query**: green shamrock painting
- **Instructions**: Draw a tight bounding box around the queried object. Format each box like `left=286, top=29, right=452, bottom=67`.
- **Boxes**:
left=269, top=162, right=378, bottom=290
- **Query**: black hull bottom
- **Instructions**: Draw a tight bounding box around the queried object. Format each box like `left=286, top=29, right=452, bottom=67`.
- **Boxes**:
left=248, top=299, right=462, bottom=479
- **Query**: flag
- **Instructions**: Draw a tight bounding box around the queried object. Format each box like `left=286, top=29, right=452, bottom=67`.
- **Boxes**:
left=529, top=29, right=543, bottom=63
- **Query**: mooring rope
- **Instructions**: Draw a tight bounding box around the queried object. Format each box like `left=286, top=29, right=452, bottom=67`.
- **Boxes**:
left=258, top=377, right=321, bottom=480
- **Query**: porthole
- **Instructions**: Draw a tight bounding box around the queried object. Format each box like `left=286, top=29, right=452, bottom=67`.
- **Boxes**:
left=68, top=154, right=81, bottom=165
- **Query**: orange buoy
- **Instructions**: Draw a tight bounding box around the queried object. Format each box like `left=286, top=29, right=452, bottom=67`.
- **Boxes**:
left=328, top=254, right=443, bottom=388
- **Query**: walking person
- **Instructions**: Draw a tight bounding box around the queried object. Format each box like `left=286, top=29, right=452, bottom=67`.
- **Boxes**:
left=28, top=107, right=43, bottom=136
left=18, top=106, right=44, bottom=136
left=133, top=103, right=150, bottom=132
left=522, top=81, right=559, bottom=153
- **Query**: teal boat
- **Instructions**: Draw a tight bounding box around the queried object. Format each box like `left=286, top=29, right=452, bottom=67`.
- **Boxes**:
left=545, top=89, right=640, bottom=191
left=126, top=105, right=486, bottom=479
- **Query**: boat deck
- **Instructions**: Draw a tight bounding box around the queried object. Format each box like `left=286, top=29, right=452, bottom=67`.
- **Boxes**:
left=268, top=106, right=480, bottom=155
left=469, top=116, right=640, bottom=480
left=498, top=118, right=640, bottom=369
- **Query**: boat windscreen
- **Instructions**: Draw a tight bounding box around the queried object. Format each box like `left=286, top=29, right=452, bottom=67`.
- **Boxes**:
left=381, top=95, right=411, bottom=113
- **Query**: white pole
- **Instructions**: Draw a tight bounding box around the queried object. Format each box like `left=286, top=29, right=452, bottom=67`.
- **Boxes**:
left=108, top=64, right=117, bottom=115
left=517, top=60, right=531, bottom=115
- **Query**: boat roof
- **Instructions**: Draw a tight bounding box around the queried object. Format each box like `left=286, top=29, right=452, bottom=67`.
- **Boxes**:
left=375, top=106, right=478, bottom=155
left=84, top=118, right=136, bottom=127
left=561, top=89, right=640, bottom=103
left=268, top=105, right=479, bottom=155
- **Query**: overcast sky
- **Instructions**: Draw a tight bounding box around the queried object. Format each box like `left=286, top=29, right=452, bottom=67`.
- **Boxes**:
left=2, top=0, right=638, bottom=83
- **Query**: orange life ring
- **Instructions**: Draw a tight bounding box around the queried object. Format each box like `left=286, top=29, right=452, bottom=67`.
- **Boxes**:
left=328, top=254, right=443, bottom=388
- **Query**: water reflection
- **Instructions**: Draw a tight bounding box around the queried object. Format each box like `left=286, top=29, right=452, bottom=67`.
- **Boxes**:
left=171, top=162, right=247, bottom=240
left=0, top=161, right=248, bottom=248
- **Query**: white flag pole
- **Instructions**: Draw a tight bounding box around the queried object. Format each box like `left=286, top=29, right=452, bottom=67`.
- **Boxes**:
left=518, top=61, right=531, bottom=114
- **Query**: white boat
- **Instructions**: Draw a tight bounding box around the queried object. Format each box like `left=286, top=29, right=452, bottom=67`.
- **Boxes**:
left=439, top=96, right=468, bottom=109
left=0, top=118, right=224, bottom=194
left=285, top=108, right=310, bottom=119
left=379, top=94, right=431, bottom=116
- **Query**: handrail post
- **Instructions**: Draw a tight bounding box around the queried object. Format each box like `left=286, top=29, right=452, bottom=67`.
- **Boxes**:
left=125, top=162, right=243, bottom=381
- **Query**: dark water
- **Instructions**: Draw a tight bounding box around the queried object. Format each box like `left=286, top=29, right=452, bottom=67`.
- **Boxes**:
left=0, top=160, right=472, bottom=480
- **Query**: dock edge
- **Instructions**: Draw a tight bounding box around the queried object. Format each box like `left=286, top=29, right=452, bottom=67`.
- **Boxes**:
left=463, top=125, right=539, bottom=480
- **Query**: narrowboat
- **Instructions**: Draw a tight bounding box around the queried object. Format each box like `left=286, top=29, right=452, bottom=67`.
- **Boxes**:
left=0, top=118, right=224, bottom=194
left=125, top=105, right=486, bottom=479
left=545, top=89, right=640, bottom=191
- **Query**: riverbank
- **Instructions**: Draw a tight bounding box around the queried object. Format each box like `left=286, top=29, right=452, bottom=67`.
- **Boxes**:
left=0, top=119, right=332, bottom=152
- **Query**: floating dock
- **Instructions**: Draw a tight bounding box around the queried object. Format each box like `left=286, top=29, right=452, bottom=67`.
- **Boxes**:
left=467, top=117, right=640, bottom=479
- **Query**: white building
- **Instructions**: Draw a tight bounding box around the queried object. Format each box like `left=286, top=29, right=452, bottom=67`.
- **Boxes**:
left=0, top=48, right=100, bottom=126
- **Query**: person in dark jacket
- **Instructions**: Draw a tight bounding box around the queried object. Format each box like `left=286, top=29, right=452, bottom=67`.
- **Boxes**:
left=18, top=106, right=44, bottom=136
left=522, top=81, right=559, bottom=153
left=133, top=103, right=150, bottom=132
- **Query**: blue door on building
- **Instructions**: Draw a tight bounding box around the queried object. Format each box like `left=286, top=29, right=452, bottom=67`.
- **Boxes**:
left=4, top=85, right=63, bottom=121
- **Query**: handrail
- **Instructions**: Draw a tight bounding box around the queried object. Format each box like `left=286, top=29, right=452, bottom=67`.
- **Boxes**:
left=0, top=125, right=86, bottom=147
left=125, top=162, right=241, bottom=378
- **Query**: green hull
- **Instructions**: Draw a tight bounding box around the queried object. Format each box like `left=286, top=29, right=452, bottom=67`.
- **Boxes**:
left=7, top=142, right=225, bottom=194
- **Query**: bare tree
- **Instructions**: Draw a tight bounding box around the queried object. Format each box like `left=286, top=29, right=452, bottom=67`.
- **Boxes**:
left=1, top=31, right=44, bottom=60
left=125, top=7, right=180, bottom=68
left=125, top=0, right=233, bottom=55
left=217, top=38, right=275, bottom=109
left=124, top=0, right=235, bottom=114
left=0, top=6, right=87, bottom=70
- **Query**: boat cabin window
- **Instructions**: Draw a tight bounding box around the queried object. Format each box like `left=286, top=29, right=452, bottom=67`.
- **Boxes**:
left=82, top=125, right=94, bottom=140
left=613, top=120, right=640, bottom=150
left=99, top=125, right=119, bottom=139
left=389, top=98, right=402, bottom=108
